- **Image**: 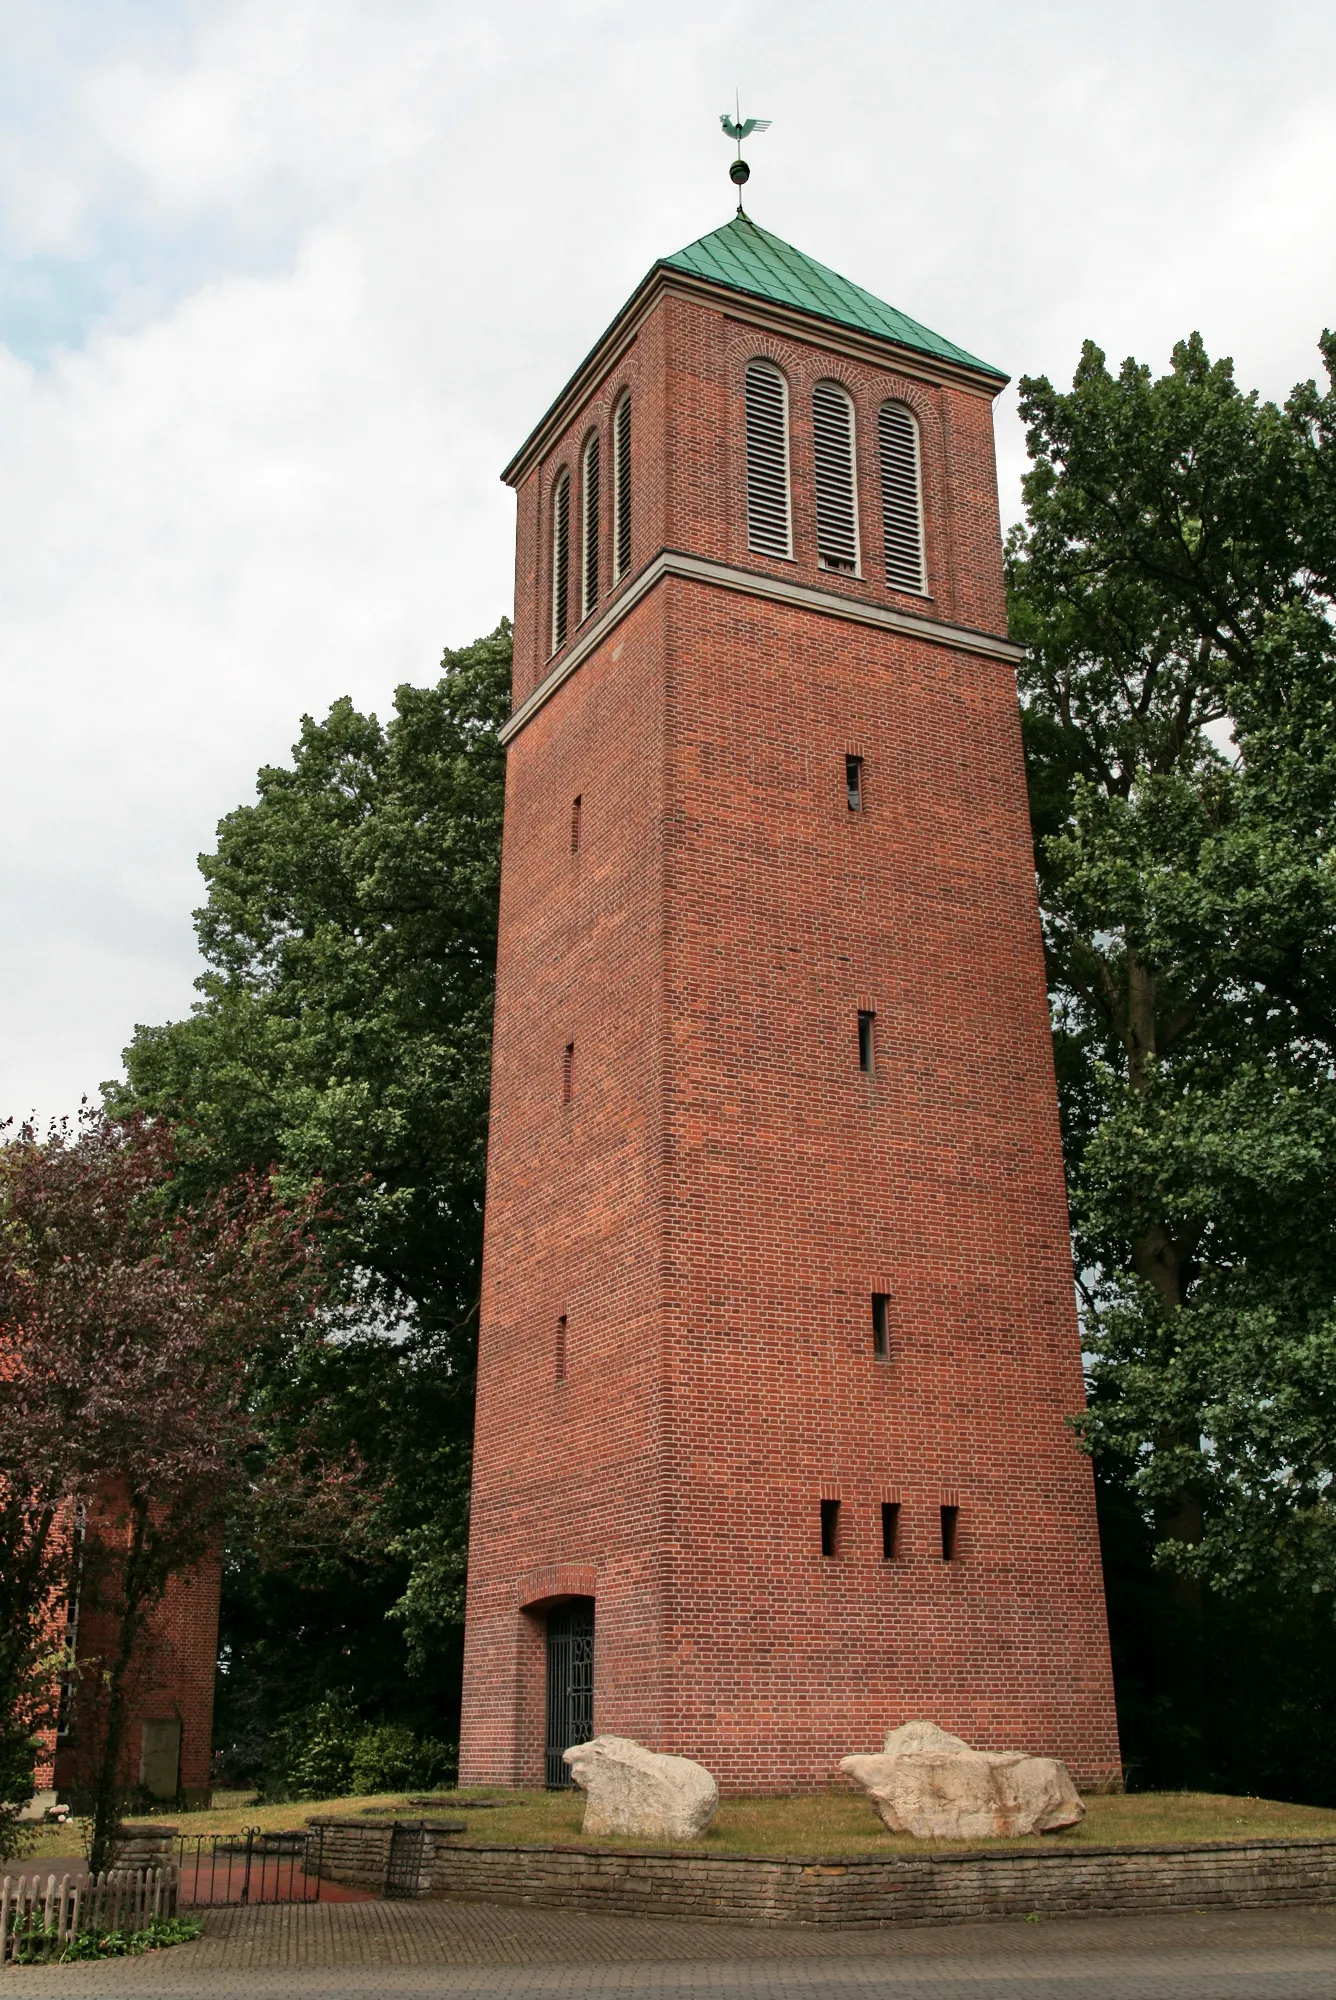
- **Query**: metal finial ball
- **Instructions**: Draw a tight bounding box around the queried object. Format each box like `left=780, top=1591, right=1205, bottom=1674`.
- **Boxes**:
left=729, top=158, right=750, bottom=186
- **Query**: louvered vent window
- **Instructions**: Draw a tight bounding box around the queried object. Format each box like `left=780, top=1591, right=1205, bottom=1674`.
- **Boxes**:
left=813, top=381, right=859, bottom=574
left=581, top=433, right=600, bottom=620
left=745, top=362, right=792, bottom=559
left=879, top=404, right=926, bottom=594
left=551, top=469, right=571, bottom=653
left=612, top=394, right=631, bottom=582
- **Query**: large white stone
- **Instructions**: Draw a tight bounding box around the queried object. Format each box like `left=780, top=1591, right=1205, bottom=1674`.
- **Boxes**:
left=840, top=1720, right=1085, bottom=1840
left=563, top=1735, right=719, bottom=1840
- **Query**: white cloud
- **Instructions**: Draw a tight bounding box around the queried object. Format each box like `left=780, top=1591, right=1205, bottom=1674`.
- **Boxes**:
left=2, top=0, right=1335, bottom=1122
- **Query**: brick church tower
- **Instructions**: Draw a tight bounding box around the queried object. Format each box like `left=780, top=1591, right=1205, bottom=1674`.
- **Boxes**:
left=459, top=213, right=1121, bottom=1793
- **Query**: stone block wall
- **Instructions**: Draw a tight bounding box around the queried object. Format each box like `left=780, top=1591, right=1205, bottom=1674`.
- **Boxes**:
left=305, top=1819, right=462, bottom=1898
left=312, top=1830, right=1336, bottom=1927
left=446, top=1838, right=1336, bottom=1926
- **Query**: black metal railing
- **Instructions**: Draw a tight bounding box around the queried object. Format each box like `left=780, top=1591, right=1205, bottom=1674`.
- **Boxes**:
left=175, top=1827, right=326, bottom=1906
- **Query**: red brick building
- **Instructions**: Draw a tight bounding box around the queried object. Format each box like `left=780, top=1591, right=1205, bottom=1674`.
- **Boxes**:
left=28, top=1492, right=219, bottom=1811
left=459, top=215, right=1121, bottom=1792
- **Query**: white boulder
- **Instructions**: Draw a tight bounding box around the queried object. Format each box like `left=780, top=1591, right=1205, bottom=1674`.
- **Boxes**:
left=563, top=1734, right=719, bottom=1840
left=840, top=1720, right=1085, bottom=1840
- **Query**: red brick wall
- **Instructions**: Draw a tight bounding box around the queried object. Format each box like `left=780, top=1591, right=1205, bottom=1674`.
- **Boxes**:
left=52, top=1494, right=220, bottom=1808
left=461, top=275, right=1120, bottom=1791
left=462, top=585, right=671, bottom=1782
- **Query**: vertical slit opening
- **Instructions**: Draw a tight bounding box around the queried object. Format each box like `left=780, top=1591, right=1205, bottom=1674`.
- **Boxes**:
left=846, top=755, right=863, bottom=811
left=940, top=1504, right=959, bottom=1562
left=881, top=1502, right=900, bottom=1560
left=820, top=1498, right=840, bottom=1558
left=570, top=795, right=582, bottom=854
left=872, top=1293, right=890, bottom=1361
left=858, top=1011, right=875, bottom=1073
left=562, top=1042, right=574, bottom=1104
left=555, top=1314, right=567, bottom=1384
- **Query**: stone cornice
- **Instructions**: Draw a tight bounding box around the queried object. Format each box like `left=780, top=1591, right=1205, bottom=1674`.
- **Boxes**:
left=498, top=550, right=1025, bottom=746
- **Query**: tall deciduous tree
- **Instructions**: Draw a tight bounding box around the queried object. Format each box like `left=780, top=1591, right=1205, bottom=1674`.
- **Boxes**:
left=112, top=624, right=510, bottom=1749
left=0, top=1109, right=331, bottom=1870
left=1008, top=331, right=1336, bottom=1597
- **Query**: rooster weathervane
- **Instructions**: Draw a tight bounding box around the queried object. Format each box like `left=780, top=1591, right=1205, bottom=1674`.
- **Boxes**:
left=720, top=95, right=771, bottom=214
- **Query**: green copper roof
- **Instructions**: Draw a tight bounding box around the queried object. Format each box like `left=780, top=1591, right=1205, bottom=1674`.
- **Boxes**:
left=661, top=216, right=1004, bottom=380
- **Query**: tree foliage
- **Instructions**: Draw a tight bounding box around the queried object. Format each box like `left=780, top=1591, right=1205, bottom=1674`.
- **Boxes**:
left=1008, top=330, right=1336, bottom=1604
left=0, top=1109, right=332, bottom=1868
left=112, top=623, right=511, bottom=1756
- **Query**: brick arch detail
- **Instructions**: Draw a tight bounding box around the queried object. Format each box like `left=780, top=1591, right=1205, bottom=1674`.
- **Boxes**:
left=738, top=340, right=796, bottom=383
left=809, top=360, right=862, bottom=397
left=516, top=1564, right=598, bottom=1609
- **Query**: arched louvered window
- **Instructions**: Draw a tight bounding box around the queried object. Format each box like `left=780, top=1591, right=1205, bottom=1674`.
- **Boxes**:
left=612, top=393, right=631, bottom=582
left=878, top=404, right=926, bottom=594
left=551, top=468, right=571, bottom=653
left=813, top=381, right=859, bottom=575
left=745, top=361, right=792, bottom=559
left=581, top=432, right=600, bottom=620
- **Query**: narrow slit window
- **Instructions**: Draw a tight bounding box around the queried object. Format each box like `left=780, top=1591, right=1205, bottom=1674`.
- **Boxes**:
left=846, top=755, right=864, bottom=812
left=581, top=432, right=600, bottom=620
left=940, top=1504, right=959, bottom=1562
left=858, top=1010, right=875, bottom=1073
left=820, top=1498, right=841, bottom=1558
left=813, top=380, right=859, bottom=573
left=745, top=362, right=792, bottom=559
left=562, top=1041, right=574, bottom=1104
left=551, top=469, right=571, bottom=652
left=570, top=795, right=582, bottom=854
left=872, top=1293, right=890, bottom=1361
left=879, top=404, right=926, bottom=594
left=613, top=393, right=632, bottom=581
left=555, top=1314, right=568, bottom=1384
left=881, top=1502, right=900, bottom=1560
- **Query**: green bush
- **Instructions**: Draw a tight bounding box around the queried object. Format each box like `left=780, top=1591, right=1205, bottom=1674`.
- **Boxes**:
left=349, top=1723, right=456, bottom=1794
left=271, top=1695, right=361, bottom=1801
left=266, top=1696, right=457, bottom=1800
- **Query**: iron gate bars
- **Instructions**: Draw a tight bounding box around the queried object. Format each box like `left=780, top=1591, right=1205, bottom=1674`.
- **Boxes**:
left=174, top=1827, right=325, bottom=1906
left=383, top=1822, right=428, bottom=1899
left=545, top=1599, right=595, bottom=1787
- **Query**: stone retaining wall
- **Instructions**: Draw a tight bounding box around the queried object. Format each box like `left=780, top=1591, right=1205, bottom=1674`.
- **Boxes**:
left=307, top=1820, right=1336, bottom=1926
left=305, top=1819, right=463, bottom=1897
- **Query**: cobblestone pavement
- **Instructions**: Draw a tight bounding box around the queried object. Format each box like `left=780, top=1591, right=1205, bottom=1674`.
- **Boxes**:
left=8, top=1898, right=1336, bottom=1998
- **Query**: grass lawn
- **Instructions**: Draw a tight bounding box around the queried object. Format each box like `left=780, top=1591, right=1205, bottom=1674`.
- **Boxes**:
left=16, top=1785, right=1336, bottom=1863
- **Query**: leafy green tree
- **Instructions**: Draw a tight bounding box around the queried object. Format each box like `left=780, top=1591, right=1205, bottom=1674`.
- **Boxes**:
left=1008, top=330, right=1336, bottom=1781
left=113, top=623, right=510, bottom=1756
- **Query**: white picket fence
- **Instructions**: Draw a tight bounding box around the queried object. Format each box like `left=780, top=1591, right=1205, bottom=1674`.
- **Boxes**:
left=0, top=1865, right=177, bottom=1964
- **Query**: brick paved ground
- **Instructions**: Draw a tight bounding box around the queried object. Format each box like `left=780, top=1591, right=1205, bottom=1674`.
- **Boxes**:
left=9, top=1897, right=1336, bottom=1998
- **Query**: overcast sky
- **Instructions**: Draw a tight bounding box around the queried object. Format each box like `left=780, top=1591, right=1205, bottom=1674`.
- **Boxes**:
left=2, top=0, right=1334, bottom=1127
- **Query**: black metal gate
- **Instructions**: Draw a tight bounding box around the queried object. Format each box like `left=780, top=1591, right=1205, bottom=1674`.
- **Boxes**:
left=383, top=1821, right=427, bottom=1899
left=545, top=1598, right=595, bottom=1787
left=176, top=1828, right=325, bottom=1905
